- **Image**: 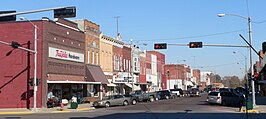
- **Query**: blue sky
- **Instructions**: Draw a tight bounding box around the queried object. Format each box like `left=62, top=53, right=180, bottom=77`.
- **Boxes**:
left=2, top=0, right=266, bottom=78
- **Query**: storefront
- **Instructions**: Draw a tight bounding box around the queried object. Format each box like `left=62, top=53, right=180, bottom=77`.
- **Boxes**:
left=85, top=64, right=109, bottom=100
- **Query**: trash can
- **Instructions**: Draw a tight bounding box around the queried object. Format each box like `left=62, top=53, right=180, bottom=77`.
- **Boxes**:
left=70, top=102, right=78, bottom=109
left=246, top=98, right=253, bottom=110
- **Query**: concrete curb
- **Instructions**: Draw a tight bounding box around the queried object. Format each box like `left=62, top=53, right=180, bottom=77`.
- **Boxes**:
left=0, top=107, right=95, bottom=115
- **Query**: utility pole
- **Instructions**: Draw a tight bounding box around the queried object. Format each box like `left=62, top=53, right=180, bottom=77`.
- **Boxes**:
left=131, top=39, right=134, bottom=91
left=114, top=16, right=120, bottom=37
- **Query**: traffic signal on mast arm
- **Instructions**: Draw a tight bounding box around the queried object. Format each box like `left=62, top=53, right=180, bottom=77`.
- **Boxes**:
left=11, top=41, right=20, bottom=48
left=0, top=11, right=16, bottom=22
left=54, top=6, right=76, bottom=18
left=189, top=42, right=203, bottom=48
left=154, top=43, right=167, bottom=49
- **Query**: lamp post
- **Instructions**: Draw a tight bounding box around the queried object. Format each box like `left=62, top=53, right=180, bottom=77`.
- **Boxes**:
left=20, top=17, right=38, bottom=111
left=130, top=39, right=134, bottom=92
left=218, top=13, right=255, bottom=106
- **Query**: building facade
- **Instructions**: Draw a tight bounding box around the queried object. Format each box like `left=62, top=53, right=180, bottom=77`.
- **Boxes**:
left=0, top=18, right=88, bottom=108
left=74, top=19, right=109, bottom=100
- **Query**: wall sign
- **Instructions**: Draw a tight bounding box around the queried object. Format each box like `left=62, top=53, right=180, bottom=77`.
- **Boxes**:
left=49, top=47, right=84, bottom=63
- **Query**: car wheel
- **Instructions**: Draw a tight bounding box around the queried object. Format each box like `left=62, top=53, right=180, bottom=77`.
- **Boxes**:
left=166, top=96, right=169, bottom=99
left=149, top=96, right=155, bottom=102
left=105, top=102, right=110, bottom=108
left=123, top=101, right=129, bottom=106
left=132, top=99, right=137, bottom=105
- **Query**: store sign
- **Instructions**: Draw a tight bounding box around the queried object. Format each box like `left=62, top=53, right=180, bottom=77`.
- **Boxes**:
left=49, top=47, right=84, bottom=63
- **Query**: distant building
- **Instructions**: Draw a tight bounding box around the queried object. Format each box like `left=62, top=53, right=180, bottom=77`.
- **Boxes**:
left=200, top=71, right=212, bottom=90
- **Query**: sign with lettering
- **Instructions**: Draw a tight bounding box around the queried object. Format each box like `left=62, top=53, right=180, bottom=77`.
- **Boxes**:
left=49, top=47, right=84, bottom=63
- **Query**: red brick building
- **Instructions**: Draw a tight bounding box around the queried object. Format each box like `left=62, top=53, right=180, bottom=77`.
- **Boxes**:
left=0, top=18, right=86, bottom=108
left=147, top=51, right=165, bottom=91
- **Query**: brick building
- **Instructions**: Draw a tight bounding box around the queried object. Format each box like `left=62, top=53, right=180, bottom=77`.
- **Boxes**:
left=0, top=18, right=86, bottom=108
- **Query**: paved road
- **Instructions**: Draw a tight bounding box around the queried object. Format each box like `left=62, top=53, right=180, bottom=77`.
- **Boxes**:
left=1, top=93, right=265, bottom=119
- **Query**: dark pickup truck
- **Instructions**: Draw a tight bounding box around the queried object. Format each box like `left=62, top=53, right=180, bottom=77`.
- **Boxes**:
left=130, top=90, right=157, bottom=102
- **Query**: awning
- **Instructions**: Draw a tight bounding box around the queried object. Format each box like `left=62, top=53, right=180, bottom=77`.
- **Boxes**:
left=47, top=74, right=85, bottom=82
left=85, top=64, right=109, bottom=84
left=107, top=79, right=117, bottom=87
left=125, top=83, right=141, bottom=90
left=47, top=80, right=101, bottom=84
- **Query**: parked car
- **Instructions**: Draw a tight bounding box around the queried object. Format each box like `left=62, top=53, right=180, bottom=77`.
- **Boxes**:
left=189, top=88, right=201, bottom=97
left=92, top=94, right=131, bottom=108
left=170, top=88, right=183, bottom=97
left=207, top=91, right=222, bottom=105
left=220, top=92, right=245, bottom=107
left=130, top=90, right=157, bottom=102
left=156, top=90, right=171, bottom=100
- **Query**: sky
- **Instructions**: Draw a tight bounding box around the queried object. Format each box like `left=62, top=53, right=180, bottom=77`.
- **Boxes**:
left=1, top=0, right=266, bottom=78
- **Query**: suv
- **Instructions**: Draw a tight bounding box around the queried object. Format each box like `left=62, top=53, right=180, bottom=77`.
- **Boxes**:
left=207, top=91, right=222, bottom=104
left=156, top=90, right=171, bottom=100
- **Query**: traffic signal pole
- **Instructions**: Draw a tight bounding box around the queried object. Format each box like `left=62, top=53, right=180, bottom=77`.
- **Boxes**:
left=167, top=43, right=249, bottom=48
left=0, top=6, right=71, bottom=18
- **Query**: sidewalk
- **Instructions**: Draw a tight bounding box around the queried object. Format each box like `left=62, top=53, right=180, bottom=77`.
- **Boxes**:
left=240, top=95, right=266, bottom=113
left=0, top=103, right=95, bottom=115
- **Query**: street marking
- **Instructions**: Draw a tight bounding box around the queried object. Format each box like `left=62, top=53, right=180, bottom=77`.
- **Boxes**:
left=53, top=110, right=71, bottom=113
left=240, top=109, right=260, bottom=113
left=77, top=107, right=94, bottom=111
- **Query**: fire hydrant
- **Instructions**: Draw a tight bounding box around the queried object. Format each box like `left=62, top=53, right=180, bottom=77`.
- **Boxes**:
left=60, top=103, right=64, bottom=111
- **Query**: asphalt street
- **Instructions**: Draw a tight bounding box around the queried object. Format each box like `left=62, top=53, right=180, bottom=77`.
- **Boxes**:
left=0, top=93, right=265, bottom=119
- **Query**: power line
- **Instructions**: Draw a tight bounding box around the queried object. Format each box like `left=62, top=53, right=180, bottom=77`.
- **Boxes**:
left=124, top=29, right=246, bottom=41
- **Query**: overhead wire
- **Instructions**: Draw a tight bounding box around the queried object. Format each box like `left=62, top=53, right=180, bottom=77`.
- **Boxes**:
left=124, top=29, right=246, bottom=42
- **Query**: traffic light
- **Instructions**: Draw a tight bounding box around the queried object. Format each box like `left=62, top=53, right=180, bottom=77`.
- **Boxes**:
left=253, top=73, right=259, bottom=80
left=262, top=42, right=266, bottom=54
left=11, top=41, right=20, bottom=48
left=28, top=78, right=33, bottom=86
left=0, top=11, right=16, bottom=22
left=154, top=43, right=167, bottom=49
left=167, top=70, right=170, bottom=78
left=189, top=42, right=203, bottom=48
left=54, top=6, right=76, bottom=18
left=36, top=78, right=41, bottom=86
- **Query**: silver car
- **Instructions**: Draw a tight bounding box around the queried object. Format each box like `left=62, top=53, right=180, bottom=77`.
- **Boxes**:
left=93, top=95, right=131, bottom=108
left=207, top=91, right=222, bottom=104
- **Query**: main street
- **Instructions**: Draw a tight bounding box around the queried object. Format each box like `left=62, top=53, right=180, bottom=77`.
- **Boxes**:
left=0, top=93, right=265, bottom=119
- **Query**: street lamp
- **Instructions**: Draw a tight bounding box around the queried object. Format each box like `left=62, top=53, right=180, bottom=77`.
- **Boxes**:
left=218, top=13, right=255, bottom=106
left=20, top=17, right=38, bottom=111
